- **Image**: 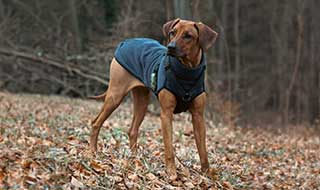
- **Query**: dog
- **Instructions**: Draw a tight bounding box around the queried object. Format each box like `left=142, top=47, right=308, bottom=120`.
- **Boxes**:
left=90, top=18, right=218, bottom=179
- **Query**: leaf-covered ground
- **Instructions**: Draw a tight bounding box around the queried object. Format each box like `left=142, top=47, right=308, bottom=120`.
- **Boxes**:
left=0, top=92, right=320, bottom=189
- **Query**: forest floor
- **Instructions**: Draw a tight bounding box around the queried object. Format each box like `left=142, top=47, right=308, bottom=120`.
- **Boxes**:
left=0, top=91, right=320, bottom=189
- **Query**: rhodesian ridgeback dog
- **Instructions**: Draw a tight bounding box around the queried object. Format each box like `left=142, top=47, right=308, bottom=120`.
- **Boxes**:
left=90, top=18, right=218, bottom=179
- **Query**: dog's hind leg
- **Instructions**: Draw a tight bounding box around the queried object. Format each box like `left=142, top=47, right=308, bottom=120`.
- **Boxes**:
left=90, top=90, right=123, bottom=152
left=90, top=58, right=144, bottom=152
left=128, top=86, right=150, bottom=150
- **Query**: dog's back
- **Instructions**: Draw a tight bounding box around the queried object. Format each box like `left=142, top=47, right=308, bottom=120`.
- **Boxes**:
left=114, top=38, right=167, bottom=86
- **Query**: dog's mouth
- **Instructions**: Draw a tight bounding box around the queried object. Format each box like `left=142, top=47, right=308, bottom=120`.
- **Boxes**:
left=167, top=49, right=176, bottom=56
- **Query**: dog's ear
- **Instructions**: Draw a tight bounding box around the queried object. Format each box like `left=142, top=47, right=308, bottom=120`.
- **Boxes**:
left=162, top=18, right=180, bottom=38
left=195, top=22, right=218, bottom=51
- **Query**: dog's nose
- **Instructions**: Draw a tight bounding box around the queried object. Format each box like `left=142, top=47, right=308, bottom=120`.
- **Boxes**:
left=167, top=41, right=176, bottom=51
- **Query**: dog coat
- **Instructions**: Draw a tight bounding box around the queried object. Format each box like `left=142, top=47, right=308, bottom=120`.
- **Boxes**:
left=114, top=38, right=206, bottom=113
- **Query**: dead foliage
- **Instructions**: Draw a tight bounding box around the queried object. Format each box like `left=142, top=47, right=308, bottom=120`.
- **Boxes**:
left=0, top=92, right=319, bottom=189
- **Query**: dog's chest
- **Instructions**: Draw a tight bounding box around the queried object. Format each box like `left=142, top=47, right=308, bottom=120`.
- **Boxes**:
left=154, top=55, right=206, bottom=113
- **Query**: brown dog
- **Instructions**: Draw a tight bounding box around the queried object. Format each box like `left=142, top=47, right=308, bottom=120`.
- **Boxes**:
left=90, top=18, right=218, bottom=179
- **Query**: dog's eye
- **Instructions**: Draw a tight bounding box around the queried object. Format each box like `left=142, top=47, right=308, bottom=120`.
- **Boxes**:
left=169, top=31, right=175, bottom=38
left=184, top=33, right=193, bottom=40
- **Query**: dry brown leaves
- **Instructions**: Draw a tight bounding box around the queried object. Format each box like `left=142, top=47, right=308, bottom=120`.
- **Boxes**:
left=0, top=92, right=320, bottom=189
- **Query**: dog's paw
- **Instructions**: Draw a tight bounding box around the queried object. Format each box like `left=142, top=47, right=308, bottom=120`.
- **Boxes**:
left=204, top=167, right=219, bottom=180
left=166, top=167, right=178, bottom=181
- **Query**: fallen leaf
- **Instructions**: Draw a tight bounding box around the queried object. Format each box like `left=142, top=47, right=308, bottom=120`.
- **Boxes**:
left=24, top=175, right=37, bottom=185
left=127, top=173, right=139, bottom=181
left=21, top=159, right=33, bottom=169
left=71, top=176, right=84, bottom=188
left=222, top=181, right=233, bottom=190
left=113, top=175, right=123, bottom=183
left=185, top=181, right=195, bottom=188
left=90, top=160, right=104, bottom=173
left=146, top=173, right=157, bottom=181
left=152, top=150, right=161, bottom=157
left=133, top=159, right=144, bottom=170
left=0, top=169, right=5, bottom=183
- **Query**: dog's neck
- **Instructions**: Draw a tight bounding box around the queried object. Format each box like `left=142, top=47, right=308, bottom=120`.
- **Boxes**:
left=179, top=48, right=202, bottom=68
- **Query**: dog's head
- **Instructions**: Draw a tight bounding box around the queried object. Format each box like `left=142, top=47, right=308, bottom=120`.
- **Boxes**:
left=163, top=18, right=218, bottom=60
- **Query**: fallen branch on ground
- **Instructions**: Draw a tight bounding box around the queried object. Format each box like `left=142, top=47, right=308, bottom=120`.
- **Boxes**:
left=0, top=47, right=108, bottom=86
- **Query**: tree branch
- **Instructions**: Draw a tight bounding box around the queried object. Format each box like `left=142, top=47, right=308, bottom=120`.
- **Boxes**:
left=0, top=47, right=108, bottom=86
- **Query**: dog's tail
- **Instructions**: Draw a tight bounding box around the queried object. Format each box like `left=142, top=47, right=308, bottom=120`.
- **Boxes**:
left=88, top=92, right=106, bottom=100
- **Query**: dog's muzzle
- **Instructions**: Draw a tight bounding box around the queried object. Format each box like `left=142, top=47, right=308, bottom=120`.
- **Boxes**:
left=167, top=41, right=177, bottom=56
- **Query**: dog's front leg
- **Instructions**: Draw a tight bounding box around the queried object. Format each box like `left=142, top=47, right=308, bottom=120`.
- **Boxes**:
left=158, top=89, right=177, bottom=180
left=189, top=93, right=209, bottom=172
left=160, top=109, right=176, bottom=179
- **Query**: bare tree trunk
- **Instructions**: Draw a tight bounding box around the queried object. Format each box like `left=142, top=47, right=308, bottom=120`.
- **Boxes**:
left=191, top=0, right=200, bottom=20
left=0, top=0, right=4, bottom=18
left=165, top=0, right=174, bottom=20
left=269, top=1, right=290, bottom=123
left=218, top=1, right=227, bottom=78
left=233, top=0, right=240, bottom=96
left=309, top=0, right=320, bottom=123
left=284, top=2, right=304, bottom=123
left=68, top=0, right=82, bottom=52
left=218, top=0, right=232, bottom=101
left=173, top=0, right=191, bottom=19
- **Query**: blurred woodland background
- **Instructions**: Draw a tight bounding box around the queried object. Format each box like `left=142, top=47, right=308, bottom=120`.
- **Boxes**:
left=0, top=0, right=319, bottom=126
